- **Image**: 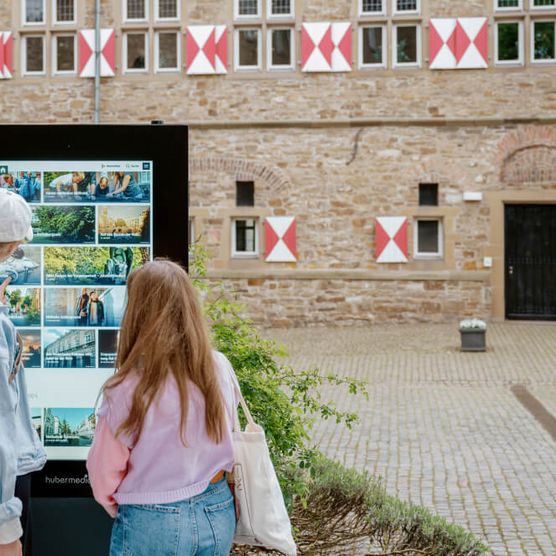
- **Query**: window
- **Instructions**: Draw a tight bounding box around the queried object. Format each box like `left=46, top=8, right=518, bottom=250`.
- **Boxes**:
left=232, top=219, right=258, bottom=256
left=125, top=33, right=148, bottom=71
left=235, top=0, right=261, bottom=18
left=156, top=0, right=179, bottom=20
left=124, top=0, right=147, bottom=21
left=236, top=181, right=255, bottom=206
left=360, top=0, right=385, bottom=15
left=394, top=25, right=420, bottom=67
left=532, top=0, right=556, bottom=8
left=496, top=21, right=523, bottom=63
left=235, top=29, right=261, bottom=69
left=414, top=219, right=443, bottom=258
left=532, top=20, right=556, bottom=61
left=24, top=0, right=45, bottom=24
left=53, top=35, right=76, bottom=73
left=419, top=183, right=438, bottom=206
left=23, top=36, right=45, bottom=74
left=496, top=0, right=522, bottom=9
left=155, top=32, right=179, bottom=71
left=360, top=26, right=385, bottom=67
left=268, top=0, right=293, bottom=17
left=268, top=28, right=294, bottom=69
left=393, top=0, right=420, bottom=14
left=54, top=0, right=75, bottom=23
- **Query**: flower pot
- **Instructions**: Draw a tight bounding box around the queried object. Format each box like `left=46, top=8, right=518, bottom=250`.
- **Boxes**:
left=459, top=329, right=486, bottom=352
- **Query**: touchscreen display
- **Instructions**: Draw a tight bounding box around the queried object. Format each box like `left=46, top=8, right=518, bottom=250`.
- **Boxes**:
left=0, top=161, right=153, bottom=461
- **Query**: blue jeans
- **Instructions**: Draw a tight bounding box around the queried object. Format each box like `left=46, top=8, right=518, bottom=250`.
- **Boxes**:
left=110, top=479, right=236, bottom=556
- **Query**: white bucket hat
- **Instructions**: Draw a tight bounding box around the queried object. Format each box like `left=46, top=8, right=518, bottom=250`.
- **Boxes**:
left=0, top=189, right=34, bottom=243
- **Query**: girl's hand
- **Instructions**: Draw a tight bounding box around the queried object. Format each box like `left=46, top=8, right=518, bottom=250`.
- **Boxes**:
left=0, top=276, right=12, bottom=305
left=0, top=540, right=22, bottom=556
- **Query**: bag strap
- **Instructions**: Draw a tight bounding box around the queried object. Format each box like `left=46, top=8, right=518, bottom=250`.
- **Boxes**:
left=225, top=360, right=257, bottom=432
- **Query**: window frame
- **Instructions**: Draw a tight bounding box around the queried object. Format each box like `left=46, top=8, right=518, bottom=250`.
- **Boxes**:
left=154, top=31, right=181, bottom=72
left=22, top=34, right=46, bottom=75
left=413, top=218, right=444, bottom=259
left=234, top=0, right=262, bottom=20
left=52, top=0, right=77, bottom=25
left=392, top=0, right=420, bottom=16
left=393, top=23, right=421, bottom=68
left=267, top=27, right=295, bottom=70
left=267, top=0, right=294, bottom=19
left=234, top=28, right=262, bottom=71
left=495, top=20, right=524, bottom=65
left=123, top=32, right=149, bottom=73
left=530, top=19, right=556, bottom=63
left=22, top=0, right=47, bottom=26
left=359, top=24, right=387, bottom=68
left=231, top=218, right=259, bottom=258
left=123, top=0, right=149, bottom=23
left=154, top=0, right=180, bottom=22
left=494, top=0, right=523, bottom=11
left=530, top=0, right=556, bottom=11
left=52, top=33, right=77, bottom=75
left=359, top=0, right=386, bottom=16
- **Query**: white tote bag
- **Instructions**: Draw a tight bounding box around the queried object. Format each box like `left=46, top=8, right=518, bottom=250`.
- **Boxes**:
left=228, top=373, right=297, bottom=556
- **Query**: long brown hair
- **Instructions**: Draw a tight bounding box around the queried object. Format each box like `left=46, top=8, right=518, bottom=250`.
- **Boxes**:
left=103, top=259, right=226, bottom=445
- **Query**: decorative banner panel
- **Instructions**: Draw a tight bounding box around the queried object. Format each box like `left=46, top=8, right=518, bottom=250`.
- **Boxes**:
left=375, top=217, right=408, bottom=263
left=1, top=32, right=13, bottom=79
left=301, top=22, right=352, bottom=72
left=186, top=25, right=227, bottom=75
left=429, top=17, right=488, bottom=70
left=264, top=217, right=297, bottom=262
left=79, top=29, right=116, bottom=78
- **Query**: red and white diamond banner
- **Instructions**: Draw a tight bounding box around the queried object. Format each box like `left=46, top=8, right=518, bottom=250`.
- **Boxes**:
left=301, top=22, right=352, bottom=72
left=0, top=32, right=13, bottom=79
left=264, top=217, right=297, bottom=262
left=79, top=29, right=116, bottom=77
left=186, top=25, right=227, bottom=75
left=375, top=217, right=408, bottom=263
left=429, top=18, right=488, bottom=70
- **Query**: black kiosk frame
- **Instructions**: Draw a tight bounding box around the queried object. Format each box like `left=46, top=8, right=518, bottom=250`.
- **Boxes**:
left=1, top=124, right=188, bottom=556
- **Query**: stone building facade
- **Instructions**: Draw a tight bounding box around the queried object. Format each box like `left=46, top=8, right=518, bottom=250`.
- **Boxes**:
left=1, top=0, right=556, bottom=326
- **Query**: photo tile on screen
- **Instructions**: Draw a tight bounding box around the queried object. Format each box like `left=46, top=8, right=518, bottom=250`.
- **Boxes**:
left=98, top=329, right=119, bottom=369
left=31, top=408, right=43, bottom=441
left=43, top=329, right=97, bottom=369
left=97, top=206, right=151, bottom=244
left=5, top=287, right=41, bottom=328
left=19, top=329, right=42, bottom=369
left=43, top=407, right=96, bottom=448
left=0, top=171, right=42, bottom=203
left=43, top=246, right=150, bottom=286
left=31, top=206, right=96, bottom=245
left=0, top=245, right=41, bottom=285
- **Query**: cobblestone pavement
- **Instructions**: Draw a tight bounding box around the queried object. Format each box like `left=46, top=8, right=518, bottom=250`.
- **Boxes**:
left=265, top=323, right=556, bottom=556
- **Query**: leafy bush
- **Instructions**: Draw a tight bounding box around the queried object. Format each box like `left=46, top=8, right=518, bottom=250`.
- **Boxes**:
left=191, top=247, right=488, bottom=555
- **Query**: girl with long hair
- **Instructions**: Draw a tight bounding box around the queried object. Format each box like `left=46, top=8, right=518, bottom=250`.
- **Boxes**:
left=87, top=260, right=238, bottom=556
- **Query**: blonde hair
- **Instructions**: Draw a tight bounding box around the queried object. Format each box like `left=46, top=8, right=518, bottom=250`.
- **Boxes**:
left=103, top=259, right=226, bottom=445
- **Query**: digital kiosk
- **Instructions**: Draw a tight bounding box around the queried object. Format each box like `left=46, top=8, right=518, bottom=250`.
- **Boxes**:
left=0, top=124, right=189, bottom=555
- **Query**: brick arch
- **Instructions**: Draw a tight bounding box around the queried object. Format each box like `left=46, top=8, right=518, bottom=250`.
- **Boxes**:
left=496, top=126, right=556, bottom=184
left=189, top=157, right=291, bottom=194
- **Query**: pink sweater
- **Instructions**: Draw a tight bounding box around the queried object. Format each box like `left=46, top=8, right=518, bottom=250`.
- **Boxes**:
left=86, top=351, right=238, bottom=517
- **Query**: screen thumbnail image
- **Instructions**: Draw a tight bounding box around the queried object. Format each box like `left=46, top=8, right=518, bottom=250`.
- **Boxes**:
left=45, top=287, right=126, bottom=328
left=31, top=408, right=43, bottom=441
left=0, top=245, right=41, bottom=285
left=44, top=171, right=150, bottom=203
left=98, top=206, right=151, bottom=244
left=5, top=287, right=41, bottom=327
left=0, top=171, right=41, bottom=203
left=98, top=329, right=119, bottom=369
left=31, top=206, right=95, bottom=245
left=43, top=328, right=96, bottom=369
left=44, top=407, right=96, bottom=448
left=44, top=246, right=150, bottom=286
left=19, top=329, right=42, bottom=368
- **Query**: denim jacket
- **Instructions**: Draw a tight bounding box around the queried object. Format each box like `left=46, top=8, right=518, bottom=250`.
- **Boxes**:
left=0, top=303, right=46, bottom=540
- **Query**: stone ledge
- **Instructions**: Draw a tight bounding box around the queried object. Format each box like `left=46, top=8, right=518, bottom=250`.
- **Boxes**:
left=204, top=269, right=490, bottom=282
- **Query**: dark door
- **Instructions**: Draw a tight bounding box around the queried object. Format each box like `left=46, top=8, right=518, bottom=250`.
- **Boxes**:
left=505, top=205, right=556, bottom=319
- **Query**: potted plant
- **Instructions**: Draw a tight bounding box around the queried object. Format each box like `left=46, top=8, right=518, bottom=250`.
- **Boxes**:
left=459, top=319, right=487, bottom=352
